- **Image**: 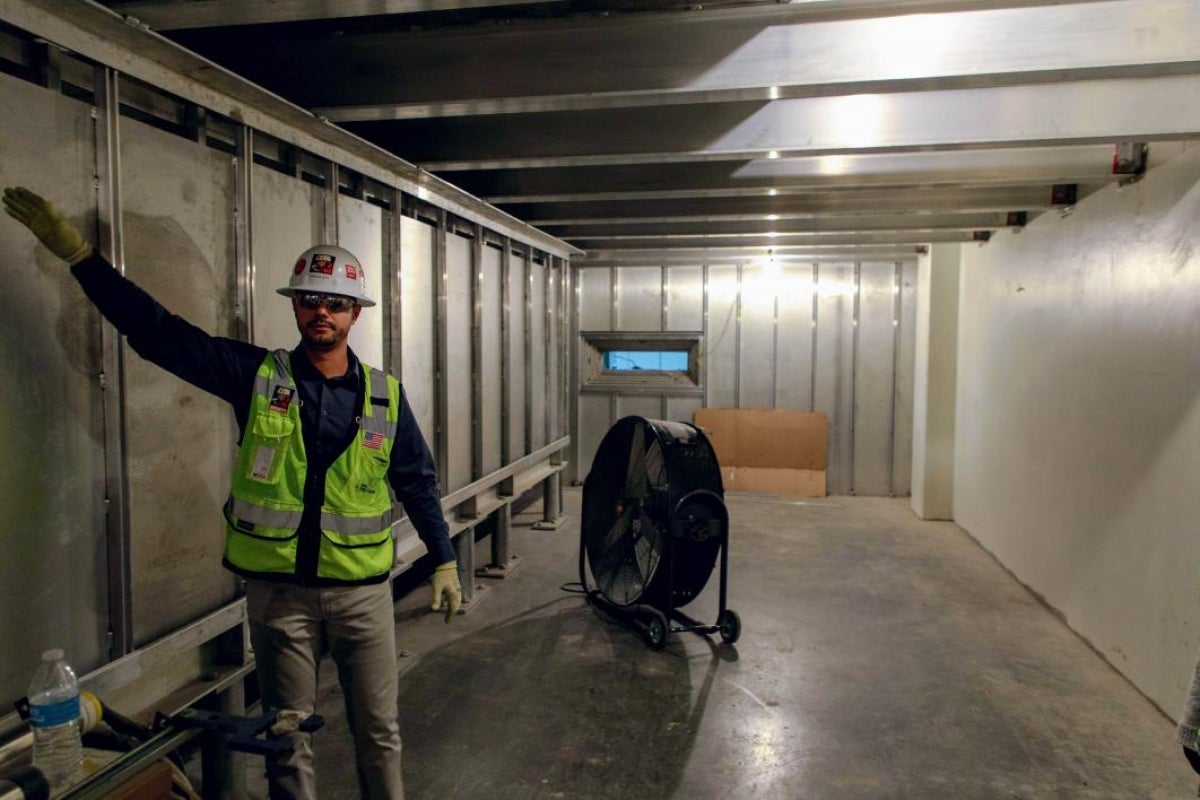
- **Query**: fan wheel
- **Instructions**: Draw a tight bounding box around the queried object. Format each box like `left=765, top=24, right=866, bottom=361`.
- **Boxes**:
left=645, top=610, right=669, bottom=650
left=718, top=609, right=742, bottom=644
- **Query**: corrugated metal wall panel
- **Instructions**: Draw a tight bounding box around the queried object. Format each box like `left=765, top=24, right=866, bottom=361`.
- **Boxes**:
left=122, top=114, right=239, bottom=647
left=0, top=72, right=108, bottom=701
left=574, top=261, right=916, bottom=495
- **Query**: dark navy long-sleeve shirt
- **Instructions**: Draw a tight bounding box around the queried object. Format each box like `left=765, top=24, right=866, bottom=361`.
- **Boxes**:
left=71, top=252, right=454, bottom=584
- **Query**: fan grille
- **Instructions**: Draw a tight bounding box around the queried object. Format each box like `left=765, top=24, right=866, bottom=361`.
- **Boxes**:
left=582, top=416, right=723, bottom=608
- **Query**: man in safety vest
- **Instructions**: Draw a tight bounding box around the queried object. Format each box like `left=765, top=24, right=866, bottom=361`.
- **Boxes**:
left=3, top=186, right=461, bottom=800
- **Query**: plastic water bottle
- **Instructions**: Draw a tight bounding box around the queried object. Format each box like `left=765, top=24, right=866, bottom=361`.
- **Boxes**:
left=27, top=649, right=83, bottom=787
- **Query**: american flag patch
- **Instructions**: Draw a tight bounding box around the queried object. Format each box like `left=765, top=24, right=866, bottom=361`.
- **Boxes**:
left=362, top=430, right=385, bottom=450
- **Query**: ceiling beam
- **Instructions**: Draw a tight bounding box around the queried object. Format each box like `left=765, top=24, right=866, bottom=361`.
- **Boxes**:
left=495, top=186, right=1071, bottom=219
left=401, top=76, right=1200, bottom=170
left=98, top=0, right=574, bottom=30
left=104, top=0, right=1127, bottom=33
left=451, top=144, right=1127, bottom=200
left=287, top=0, right=1200, bottom=116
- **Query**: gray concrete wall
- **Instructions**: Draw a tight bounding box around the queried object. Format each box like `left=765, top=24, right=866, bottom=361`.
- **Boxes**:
left=954, top=142, right=1200, bottom=715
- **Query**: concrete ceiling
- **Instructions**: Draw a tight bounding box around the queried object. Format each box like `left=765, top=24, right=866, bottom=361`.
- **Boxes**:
left=91, top=0, right=1200, bottom=265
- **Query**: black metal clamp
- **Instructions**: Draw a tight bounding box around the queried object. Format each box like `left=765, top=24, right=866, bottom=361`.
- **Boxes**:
left=165, top=708, right=325, bottom=758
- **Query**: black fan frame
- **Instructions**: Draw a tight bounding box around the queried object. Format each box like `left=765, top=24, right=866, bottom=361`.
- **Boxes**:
left=580, top=416, right=740, bottom=649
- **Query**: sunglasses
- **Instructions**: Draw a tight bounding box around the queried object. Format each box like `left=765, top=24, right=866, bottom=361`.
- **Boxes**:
left=296, top=292, right=357, bottom=313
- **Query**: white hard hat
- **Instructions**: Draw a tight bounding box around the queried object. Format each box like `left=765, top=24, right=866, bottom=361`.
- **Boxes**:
left=277, top=244, right=376, bottom=307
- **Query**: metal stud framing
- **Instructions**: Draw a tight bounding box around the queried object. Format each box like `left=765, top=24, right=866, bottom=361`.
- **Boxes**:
left=95, top=65, right=132, bottom=659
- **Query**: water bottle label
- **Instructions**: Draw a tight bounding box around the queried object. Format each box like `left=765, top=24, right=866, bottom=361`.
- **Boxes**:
left=29, top=696, right=79, bottom=728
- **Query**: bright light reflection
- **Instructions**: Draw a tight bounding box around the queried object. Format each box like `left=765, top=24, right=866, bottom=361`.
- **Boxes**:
left=741, top=265, right=777, bottom=313
left=816, top=156, right=848, bottom=176
left=869, top=13, right=953, bottom=76
left=747, top=713, right=788, bottom=772
left=829, top=94, right=887, bottom=149
left=816, top=280, right=858, bottom=298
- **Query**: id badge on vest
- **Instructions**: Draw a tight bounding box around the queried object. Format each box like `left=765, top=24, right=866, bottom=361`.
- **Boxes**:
left=249, top=445, right=278, bottom=482
left=246, top=385, right=295, bottom=483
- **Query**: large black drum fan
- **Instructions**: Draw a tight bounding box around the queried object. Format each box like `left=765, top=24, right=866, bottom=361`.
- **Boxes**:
left=580, top=416, right=741, bottom=649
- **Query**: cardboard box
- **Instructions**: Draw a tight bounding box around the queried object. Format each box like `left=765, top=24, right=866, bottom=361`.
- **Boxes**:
left=694, top=408, right=828, bottom=497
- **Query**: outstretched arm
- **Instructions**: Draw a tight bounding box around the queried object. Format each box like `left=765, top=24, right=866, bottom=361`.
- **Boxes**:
left=3, top=186, right=263, bottom=424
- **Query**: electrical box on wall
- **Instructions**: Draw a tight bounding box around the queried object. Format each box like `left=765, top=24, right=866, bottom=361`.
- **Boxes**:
left=1112, top=142, right=1148, bottom=177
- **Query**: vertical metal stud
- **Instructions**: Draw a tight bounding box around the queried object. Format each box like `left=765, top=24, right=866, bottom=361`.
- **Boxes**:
left=772, top=270, right=780, bottom=409
left=661, top=264, right=670, bottom=419
left=610, top=265, right=618, bottom=330
left=735, top=262, right=743, bottom=408
left=544, top=255, right=553, bottom=449
left=434, top=210, right=449, bottom=490
left=849, top=261, right=862, bottom=496
left=500, top=239, right=512, bottom=469
left=523, top=248, right=534, bottom=457
left=660, top=263, right=668, bottom=333
left=471, top=226, right=484, bottom=482
left=95, top=66, right=132, bottom=658
left=809, top=263, right=819, bottom=413
left=559, top=257, right=570, bottom=444
left=233, top=127, right=254, bottom=344
left=888, top=261, right=902, bottom=497
left=567, top=259, right=581, bottom=483
left=386, top=188, right=403, bottom=377
left=324, top=162, right=339, bottom=244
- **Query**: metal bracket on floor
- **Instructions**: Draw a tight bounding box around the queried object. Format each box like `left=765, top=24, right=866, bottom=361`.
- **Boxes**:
left=477, top=554, right=524, bottom=580
left=453, top=579, right=492, bottom=615
left=531, top=516, right=566, bottom=530
left=166, top=708, right=325, bottom=757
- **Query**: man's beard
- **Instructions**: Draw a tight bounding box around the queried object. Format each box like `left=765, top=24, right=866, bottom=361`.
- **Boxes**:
left=302, top=321, right=342, bottom=350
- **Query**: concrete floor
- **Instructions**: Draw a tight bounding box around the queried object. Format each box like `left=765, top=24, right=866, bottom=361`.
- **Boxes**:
left=247, top=488, right=1197, bottom=799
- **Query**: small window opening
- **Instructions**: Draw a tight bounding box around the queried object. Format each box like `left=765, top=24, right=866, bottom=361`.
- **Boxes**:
left=603, top=350, right=689, bottom=371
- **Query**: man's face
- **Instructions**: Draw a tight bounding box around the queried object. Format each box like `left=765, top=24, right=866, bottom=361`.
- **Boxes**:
left=292, top=292, right=361, bottom=351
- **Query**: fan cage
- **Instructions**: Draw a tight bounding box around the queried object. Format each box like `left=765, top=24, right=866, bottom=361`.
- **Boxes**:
left=582, top=416, right=724, bottom=609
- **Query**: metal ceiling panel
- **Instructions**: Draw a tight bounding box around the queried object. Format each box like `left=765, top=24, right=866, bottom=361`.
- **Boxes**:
left=399, top=77, right=1200, bottom=169
left=28, top=0, right=1200, bottom=262
left=153, top=1, right=1200, bottom=112
left=467, top=146, right=1123, bottom=201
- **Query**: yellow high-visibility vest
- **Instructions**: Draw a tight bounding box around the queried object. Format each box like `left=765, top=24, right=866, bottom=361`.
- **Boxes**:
left=223, top=349, right=399, bottom=582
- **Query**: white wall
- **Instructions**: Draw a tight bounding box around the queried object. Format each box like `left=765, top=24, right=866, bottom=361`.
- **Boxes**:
left=912, top=244, right=960, bottom=521
left=954, top=142, right=1200, bottom=715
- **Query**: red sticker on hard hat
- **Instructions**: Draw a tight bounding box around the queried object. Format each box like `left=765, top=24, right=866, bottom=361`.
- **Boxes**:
left=309, top=254, right=335, bottom=275
left=293, top=258, right=306, bottom=276
left=345, top=264, right=358, bottom=280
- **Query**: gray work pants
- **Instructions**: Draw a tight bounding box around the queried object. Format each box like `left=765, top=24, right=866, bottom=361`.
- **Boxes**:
left=245, top=580, right=404, bottom=800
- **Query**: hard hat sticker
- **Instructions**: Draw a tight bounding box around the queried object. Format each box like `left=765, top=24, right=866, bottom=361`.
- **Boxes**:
left=293, top=258, right=307, bottom=276
left=345, top=264, right=358, bottom=279
left=309, top=253, right=336, bottom=275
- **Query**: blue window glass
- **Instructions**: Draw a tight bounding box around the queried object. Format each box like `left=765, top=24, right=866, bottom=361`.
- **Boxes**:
left=603, top=351, right=688, bottom=371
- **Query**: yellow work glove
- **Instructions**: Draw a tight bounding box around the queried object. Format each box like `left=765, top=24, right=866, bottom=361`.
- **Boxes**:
left=2, top=186, right=92, bottom=265
left=431, top=561, right=462, bottom=623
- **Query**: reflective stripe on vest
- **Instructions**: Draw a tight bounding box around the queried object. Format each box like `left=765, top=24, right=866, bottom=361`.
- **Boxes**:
left=224, top=349, right=400, bottom=581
